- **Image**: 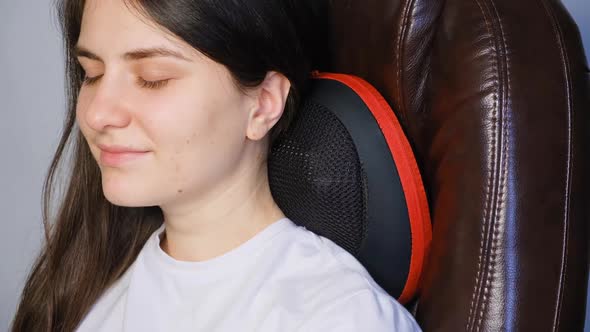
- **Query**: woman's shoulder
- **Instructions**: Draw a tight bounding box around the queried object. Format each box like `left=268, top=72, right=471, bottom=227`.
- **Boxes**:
left=276, top=222, right=384, bottom=303
left=283, top=221, right=379, bottom=288
left=271, top=220, right=421, bottom=331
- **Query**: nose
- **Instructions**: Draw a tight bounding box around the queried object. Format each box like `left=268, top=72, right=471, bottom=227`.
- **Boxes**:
left=80, top=77, right=132, bottom=132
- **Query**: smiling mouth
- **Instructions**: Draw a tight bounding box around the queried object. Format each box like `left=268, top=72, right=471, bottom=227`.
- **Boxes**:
left=98, top=148, right=151, bottom=167
left=98, top=145, right=150, bottom=167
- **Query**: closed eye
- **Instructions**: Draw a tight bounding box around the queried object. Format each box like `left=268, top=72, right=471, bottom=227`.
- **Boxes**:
left=137, top=77, right=170, bottom=89
left=81, top=75, right=170, bottom=90
left=83, top=75, right=102, bottom=85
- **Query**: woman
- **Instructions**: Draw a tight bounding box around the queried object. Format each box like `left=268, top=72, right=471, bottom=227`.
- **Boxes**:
left=12, top=0, right=421, bottom=331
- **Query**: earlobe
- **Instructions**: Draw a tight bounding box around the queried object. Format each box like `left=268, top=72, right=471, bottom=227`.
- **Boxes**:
left=246, top=71, right=291, bottom=141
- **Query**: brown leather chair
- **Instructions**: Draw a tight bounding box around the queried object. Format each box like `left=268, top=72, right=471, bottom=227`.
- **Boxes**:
left=311, top=0, right=590, bottom=330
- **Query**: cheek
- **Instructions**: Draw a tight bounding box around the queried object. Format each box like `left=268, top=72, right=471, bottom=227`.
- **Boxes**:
left=144, top=83, right=248, bottom=152
left=141, top=86, right=249, bottom=192
left=139, top=90, right=213, bottom=149
left=75, top=90, right=100, bottom=158
left=75, top=89, right=91, bottom=130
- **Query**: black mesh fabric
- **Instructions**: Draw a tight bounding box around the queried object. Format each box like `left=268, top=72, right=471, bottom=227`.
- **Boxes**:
left=268, top=99, right=368, bottom=256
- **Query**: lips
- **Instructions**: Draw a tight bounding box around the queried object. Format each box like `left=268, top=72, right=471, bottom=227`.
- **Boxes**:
left=97, top=144, right=150, bottom=167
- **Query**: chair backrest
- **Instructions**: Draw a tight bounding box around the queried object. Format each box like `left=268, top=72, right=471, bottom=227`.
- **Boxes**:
left=314, top=0, right=590, bottom=330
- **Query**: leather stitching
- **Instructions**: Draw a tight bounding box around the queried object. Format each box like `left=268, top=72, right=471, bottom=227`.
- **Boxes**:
left=466, top=0, right=501, bottom=330
left=475, top=0, right=510, bottom=330
left=539, top=0, right=574, bottom=330
left=395, top=0, right=415, bottom=126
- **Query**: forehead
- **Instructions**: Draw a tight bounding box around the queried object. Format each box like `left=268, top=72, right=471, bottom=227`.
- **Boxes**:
left=78, top=0, right=196, bottom=59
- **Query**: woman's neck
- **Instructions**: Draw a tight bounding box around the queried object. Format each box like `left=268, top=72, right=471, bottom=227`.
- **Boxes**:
left=158, top=163, right=285, bottom=262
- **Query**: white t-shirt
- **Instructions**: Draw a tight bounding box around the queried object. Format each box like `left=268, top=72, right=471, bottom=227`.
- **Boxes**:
left=76, top=218, right=421, bottom=331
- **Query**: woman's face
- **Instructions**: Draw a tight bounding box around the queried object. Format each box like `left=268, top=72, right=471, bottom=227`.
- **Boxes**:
left=76, top=0, right=259, bottom=208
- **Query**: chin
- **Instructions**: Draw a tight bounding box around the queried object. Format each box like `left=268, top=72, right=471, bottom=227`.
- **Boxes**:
left=101, top=179, right=158, bottom=208
left=103, top=191, right=149, bottom=207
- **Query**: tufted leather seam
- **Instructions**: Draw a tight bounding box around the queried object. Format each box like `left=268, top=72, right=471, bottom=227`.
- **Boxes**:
left=465, top=0, right=502, bottom=330
left=475, top=0, right=511, bottom=330
left=395, top=0, right=415, bottom=126
left=538, top=0, right=574, bottom=330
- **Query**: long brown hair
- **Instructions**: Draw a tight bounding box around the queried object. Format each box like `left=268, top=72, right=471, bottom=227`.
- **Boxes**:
left=11, top=0, right=318, bottom=330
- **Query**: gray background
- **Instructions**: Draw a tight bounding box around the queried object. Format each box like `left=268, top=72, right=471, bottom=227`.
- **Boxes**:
left=0, top=0, right=588, bottom=330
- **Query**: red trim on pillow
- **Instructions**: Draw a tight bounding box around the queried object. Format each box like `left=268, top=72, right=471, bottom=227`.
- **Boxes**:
left=312, top=72, right=432, bottom=304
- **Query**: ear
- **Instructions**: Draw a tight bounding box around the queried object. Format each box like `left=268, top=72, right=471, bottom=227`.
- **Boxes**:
left=246, top=71, right=291, bottom=141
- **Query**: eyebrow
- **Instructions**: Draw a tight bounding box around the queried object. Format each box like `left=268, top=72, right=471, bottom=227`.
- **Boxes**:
left=74, top=45, right=193, bottom=62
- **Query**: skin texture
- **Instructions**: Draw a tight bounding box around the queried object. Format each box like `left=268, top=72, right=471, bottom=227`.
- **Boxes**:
left=76, top=0, right=291, bottom=262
